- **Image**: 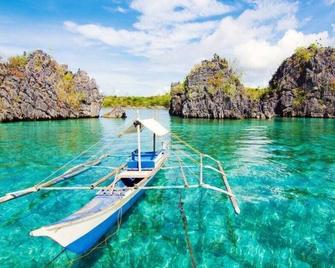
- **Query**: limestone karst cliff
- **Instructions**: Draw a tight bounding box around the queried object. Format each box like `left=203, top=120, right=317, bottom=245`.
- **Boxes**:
left=170, top=45, right=335, bottom=119
left=0, top=50, right=102, bottom=122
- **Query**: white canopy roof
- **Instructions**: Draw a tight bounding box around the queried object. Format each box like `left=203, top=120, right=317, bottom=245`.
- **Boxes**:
left=119, top=118, right=169, bottom=137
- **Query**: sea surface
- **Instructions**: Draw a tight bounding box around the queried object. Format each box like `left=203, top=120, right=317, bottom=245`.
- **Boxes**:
left=0, top=109, right=334, bottom=267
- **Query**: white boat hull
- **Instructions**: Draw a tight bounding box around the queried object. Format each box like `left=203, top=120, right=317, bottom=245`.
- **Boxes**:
left=30, top=151, right=167, bottom=254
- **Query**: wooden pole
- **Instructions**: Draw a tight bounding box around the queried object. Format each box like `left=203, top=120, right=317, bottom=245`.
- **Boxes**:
left=176, top=155, right=189, bottom=187
left=0, top=154, right=109, bottom=204
left=90, top=163, right=126, bottom=189
left=217, top=162, right=240, bottom=214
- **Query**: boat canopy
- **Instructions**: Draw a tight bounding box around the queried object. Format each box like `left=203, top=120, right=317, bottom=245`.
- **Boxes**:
left=119, top=118, right=169, bottom=137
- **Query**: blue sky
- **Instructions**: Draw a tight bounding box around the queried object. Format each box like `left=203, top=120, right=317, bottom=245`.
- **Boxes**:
left=0, top=0, right=334, bottom=96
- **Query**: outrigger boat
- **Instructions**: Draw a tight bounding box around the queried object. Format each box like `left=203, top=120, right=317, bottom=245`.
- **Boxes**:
left=0, top=117, right=240, bottom=256
left=30, top=118, right=169, bottom=254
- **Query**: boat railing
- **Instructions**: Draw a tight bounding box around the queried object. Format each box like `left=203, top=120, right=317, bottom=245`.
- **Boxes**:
left=0, top=132, right=240, bottom=214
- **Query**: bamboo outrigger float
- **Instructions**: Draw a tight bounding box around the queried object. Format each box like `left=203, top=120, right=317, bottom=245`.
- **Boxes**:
left=0, top=117, right=240, bottom=255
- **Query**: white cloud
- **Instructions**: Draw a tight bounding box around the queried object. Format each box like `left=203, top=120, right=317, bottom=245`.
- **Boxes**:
left=3, top=0, right=334, bottom=95
left=103, top=5, right=128, bottom=13
left=63, top=0, right=335, bottom=92
left=64, top=0, right=231, bottom=57
left=324, top=0, right=335, bottom=5
left=276, top=15, right=298, bottom=31
left=131, top=0, right=232, bottom=30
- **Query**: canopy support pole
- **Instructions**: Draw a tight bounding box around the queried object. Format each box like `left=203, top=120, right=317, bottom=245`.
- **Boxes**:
left=137, top=123, right=142, bottom=171
left=153, top=133, right=156, bottom=153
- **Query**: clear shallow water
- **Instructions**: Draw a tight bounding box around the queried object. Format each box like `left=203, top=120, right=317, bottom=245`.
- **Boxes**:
left=0, top=109, right=334, bottom=267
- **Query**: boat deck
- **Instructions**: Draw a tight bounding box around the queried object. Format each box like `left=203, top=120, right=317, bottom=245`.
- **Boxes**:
left=56, top=190, right=125, bottom=224
left=117, top=170, right=153, bottom=179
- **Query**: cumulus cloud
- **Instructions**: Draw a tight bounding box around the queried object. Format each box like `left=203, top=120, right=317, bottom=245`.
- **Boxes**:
left=324, top=0, right=335, bottom=5
left=130, top=0, right=232, bottom=30
left=64, top=0, right=335, bottom=92
left=103, top=5, right=128, bottom=13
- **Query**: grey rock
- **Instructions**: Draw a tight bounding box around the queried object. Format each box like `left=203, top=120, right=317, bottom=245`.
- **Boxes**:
left=170, top=47, right=335, bottom=119
left=0, top=50, right=102, bottom=122
left=269, top=45, right=335, bottom=118
left=170, top=54, right=275, bottom=119
left=102, top=107, right=127, bottom=119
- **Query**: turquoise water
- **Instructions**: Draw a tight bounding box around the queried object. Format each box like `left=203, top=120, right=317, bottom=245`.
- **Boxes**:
left=0, top=109, right=334, bottom=267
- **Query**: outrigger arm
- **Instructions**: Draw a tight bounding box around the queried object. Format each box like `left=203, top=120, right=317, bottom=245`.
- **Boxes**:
left=0, top=154, right=110, bottom=204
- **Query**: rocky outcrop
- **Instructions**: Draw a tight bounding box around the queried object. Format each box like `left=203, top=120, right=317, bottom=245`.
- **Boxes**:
left=170, top=46, right=335, bottom=119
left=102, top=107, right=127, bottom=118
left=269, top=45, right=335, bottom=117
left=0, top=50, right=102, bottom=122
left=169, top=54, right=274, bottom=119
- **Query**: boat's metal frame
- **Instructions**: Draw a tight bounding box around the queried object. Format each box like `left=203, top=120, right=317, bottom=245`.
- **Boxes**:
left=0, top=117, right=240, bottom=256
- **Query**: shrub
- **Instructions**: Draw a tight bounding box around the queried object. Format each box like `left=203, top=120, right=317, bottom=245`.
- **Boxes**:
left=222, top=83, right=237, bottom=96
left=292, top=88, right=306, bottom=107
left=171, top=81, right=185, bottom=95
left=244, top=87, right=271, bottom=101
left=295, top=47, right=313, bottom=62
left=294, top=43, right=319, bottom=62
left=56, top=71, right=85, bottom=109
left=33, top=55, right=44, bottom=72
left=208, top=71, right=224, bottom=90
left=331, top=52, right=335, bottom=62
left=8, top=55, right=28, bottom=68
left=207, top=72, right=240, bottom=96
left=330, top=78, right=335, bottom=93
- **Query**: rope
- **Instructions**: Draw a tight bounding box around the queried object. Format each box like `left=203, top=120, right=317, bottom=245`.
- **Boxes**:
left=170, top=156, right=197, bottom=268
left=171, top=133, right=202, bottom=155
left=169, top=148, right=199, bottom=164
left=44, top=248, right=66, bottom=268
left=35, top=132, right=237, bottom=266
left=176, top=171, right=197, bottom=268
left=36, top=136, right=107, bottom=186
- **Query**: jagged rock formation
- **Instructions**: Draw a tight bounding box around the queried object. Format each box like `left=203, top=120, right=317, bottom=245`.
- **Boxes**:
left=269, top=45, right=335, bottom=117
left=102, top=107, right=127, bottom=119
left=170, top=46, right=335, bottom=119
left=169, top=54, right=274, bottom=119
left=0, top=50, right=102, bottom=122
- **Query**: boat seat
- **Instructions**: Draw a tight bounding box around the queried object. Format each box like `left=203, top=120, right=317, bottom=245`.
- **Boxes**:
left=127, top=150, right=159, bottom=170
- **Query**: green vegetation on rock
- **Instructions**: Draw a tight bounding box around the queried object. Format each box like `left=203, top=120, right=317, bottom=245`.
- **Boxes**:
left=208, top=73, right=240, bottom=96
left=294, top=43, right=319, bottom=62
left=170, top=81, right=186, bottom=95
left=330, top=79, right=335, bottom=93
left=103, top=93, right=170, bottom=108
left=33, top=53, right=44, bottom=72
left=244, top=87, right=271, bottom=101
left=1, top=50, right=102, bottom=122
left=292, top=88, right=306, bottom=108
left=8, top=55, right=28, bottom=68
left=56, top=69, right=85, bottom=109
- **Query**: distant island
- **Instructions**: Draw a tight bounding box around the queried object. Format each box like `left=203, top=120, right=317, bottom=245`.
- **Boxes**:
left=170, top=44, right=335, bottom=119
left=103, top=94, right=170, bottom=108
